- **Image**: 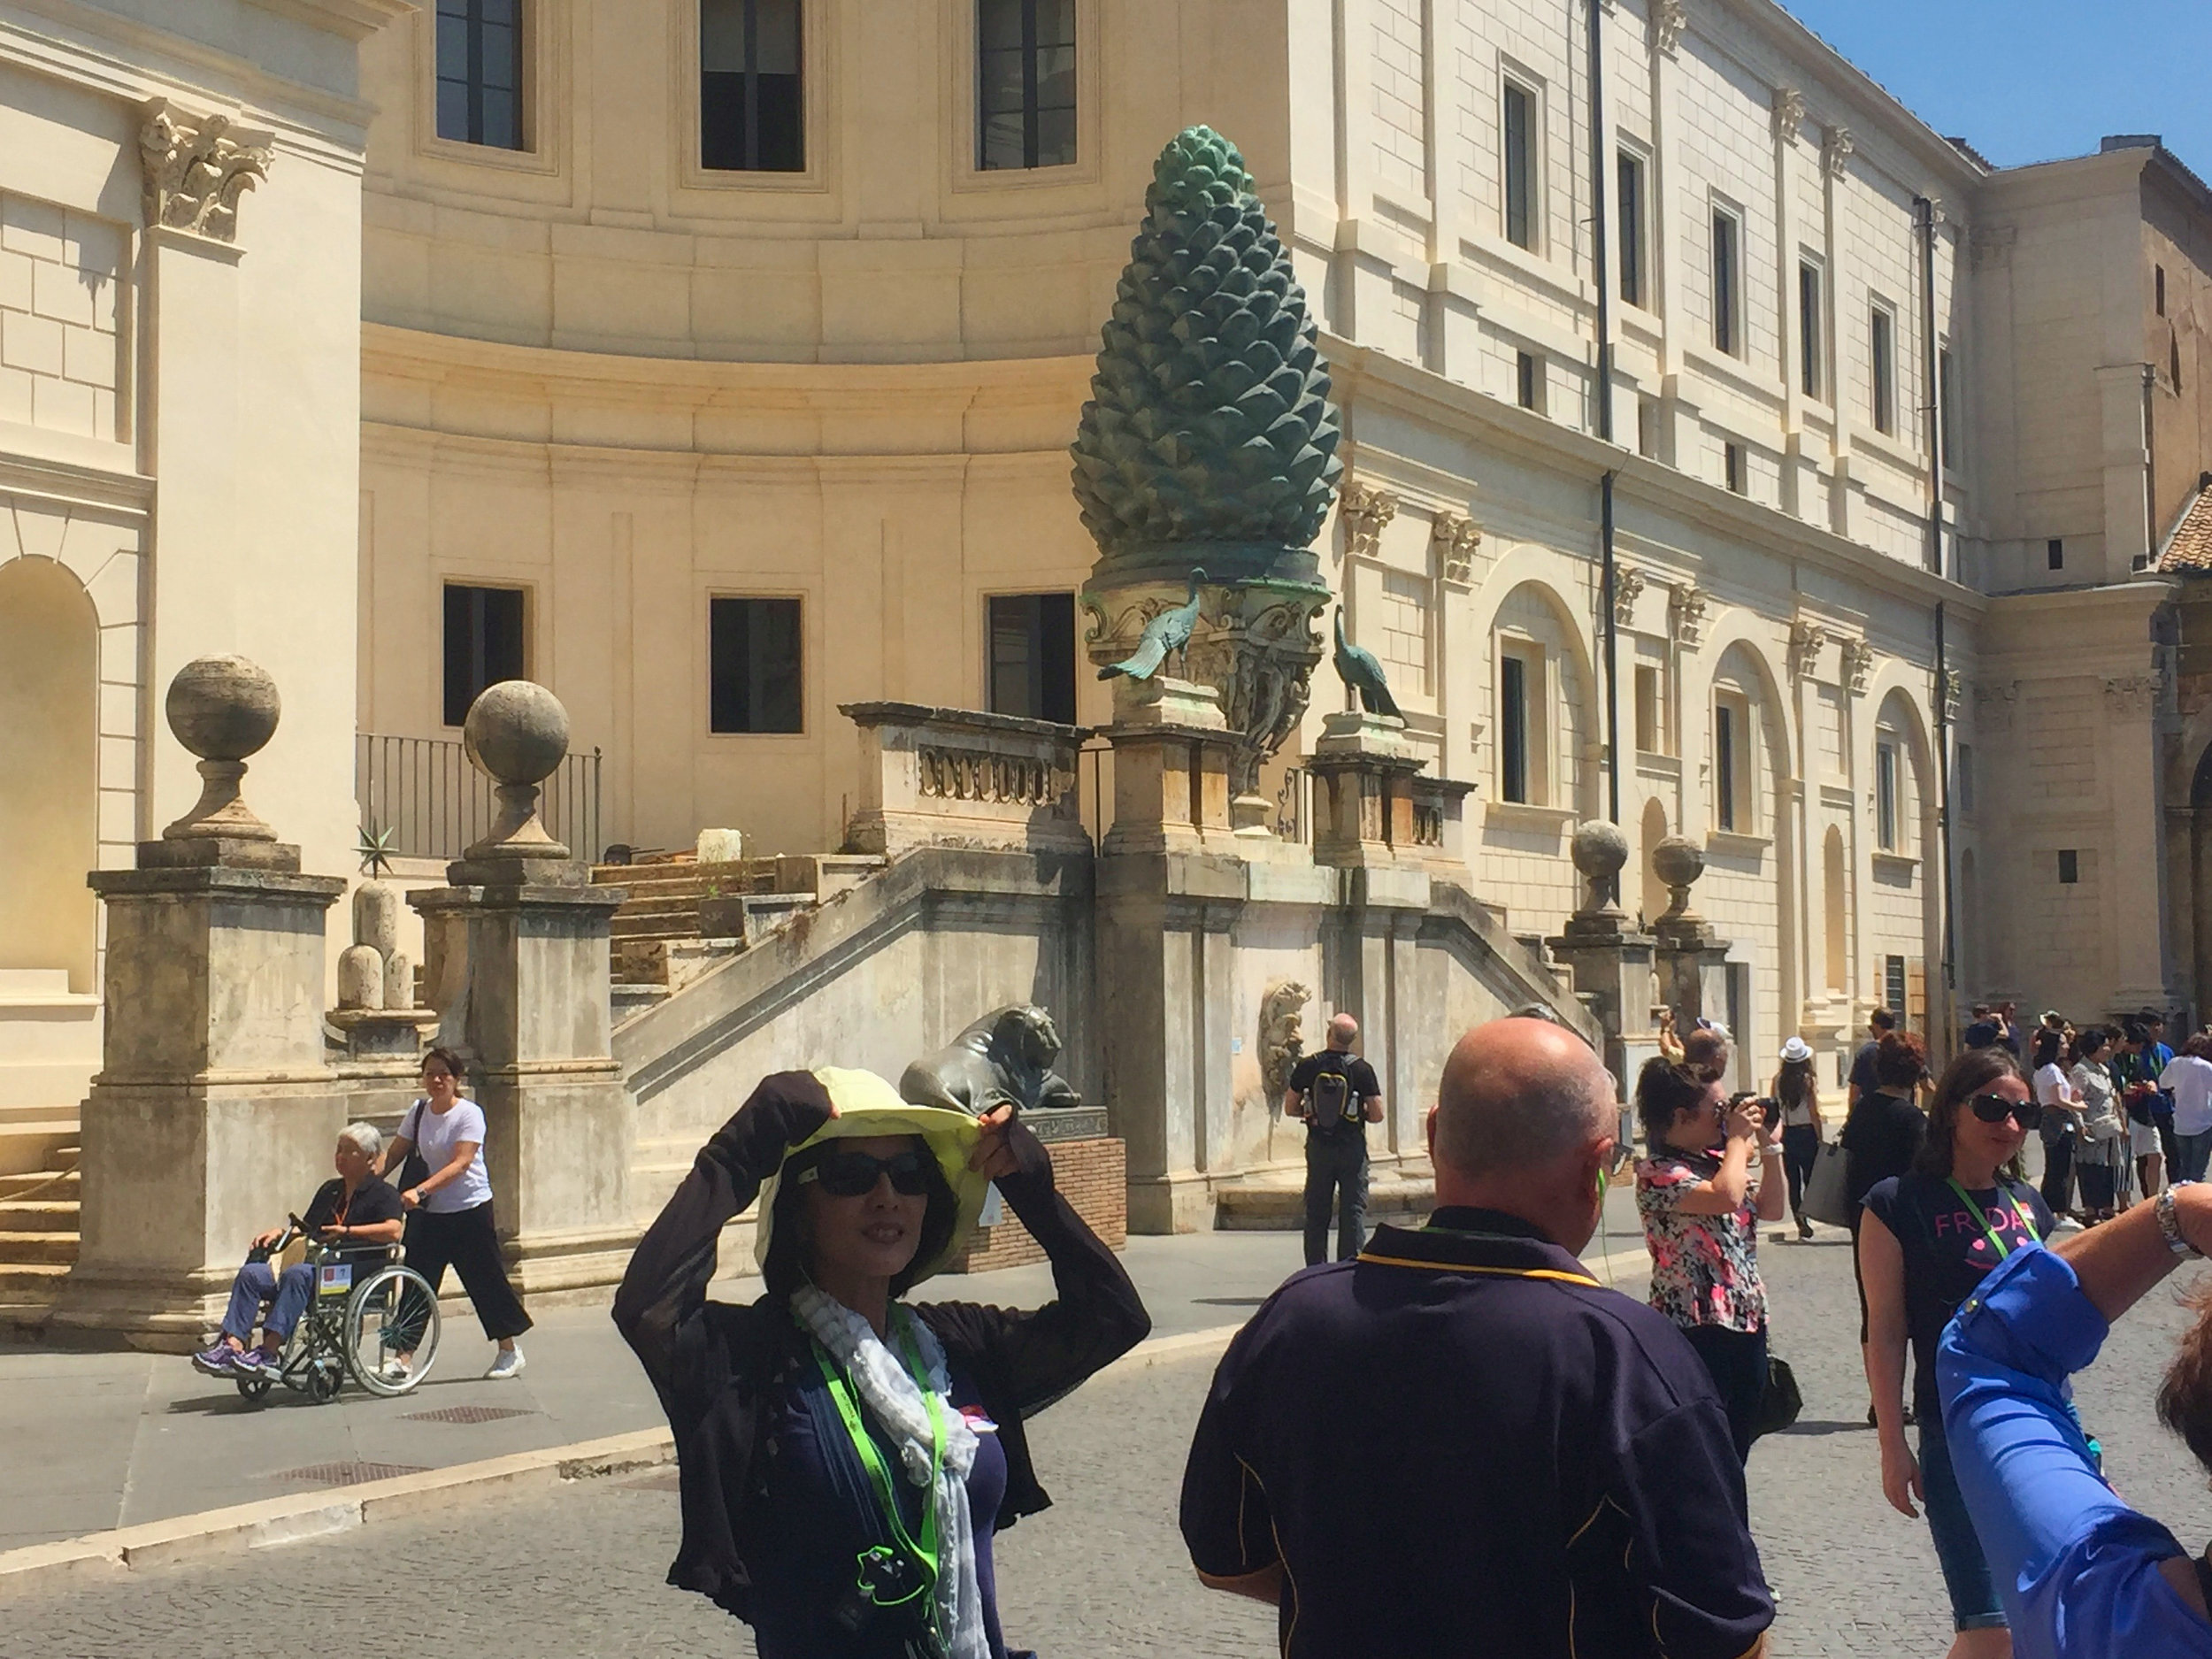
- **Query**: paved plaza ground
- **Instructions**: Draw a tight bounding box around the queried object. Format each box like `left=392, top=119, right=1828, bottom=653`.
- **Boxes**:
left=12, top=1192, right=2212, bottom=1655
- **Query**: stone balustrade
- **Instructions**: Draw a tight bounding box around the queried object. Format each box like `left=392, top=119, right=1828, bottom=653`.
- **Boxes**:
left=840, top=702, right=1091, bottom=858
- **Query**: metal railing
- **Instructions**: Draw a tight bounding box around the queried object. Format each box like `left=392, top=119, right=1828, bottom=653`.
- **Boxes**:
left=357, top=733, right=603, bottom=864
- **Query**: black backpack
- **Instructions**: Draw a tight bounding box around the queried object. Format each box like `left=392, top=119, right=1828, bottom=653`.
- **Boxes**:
left=1306, top=1057, right=1362, bottom=1135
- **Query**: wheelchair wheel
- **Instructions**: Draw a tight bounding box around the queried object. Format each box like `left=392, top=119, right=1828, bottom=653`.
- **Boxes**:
left=343, top=1264, right=441, bottom=1397
left=234, top=1372, right=273, bottom=1403
left=306, top=1359, right=344, bottom=1404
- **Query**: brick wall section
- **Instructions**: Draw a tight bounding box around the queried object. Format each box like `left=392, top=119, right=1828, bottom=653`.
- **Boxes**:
left=948, top=1137, right=1126, bottom=1274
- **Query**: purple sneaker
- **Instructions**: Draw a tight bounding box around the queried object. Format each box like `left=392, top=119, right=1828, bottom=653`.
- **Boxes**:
left=191, top=1343, right=237, bottom=1377
left=230, top=1347, right=280, bottom=1377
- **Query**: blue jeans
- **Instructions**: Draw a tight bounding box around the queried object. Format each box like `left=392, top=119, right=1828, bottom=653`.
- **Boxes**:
left=220, top=1260, right=314, bottom=1346
left=2176, top=1129, right=2212, bottom=1185
left=1919, top=1412, right=2008, bottom=1632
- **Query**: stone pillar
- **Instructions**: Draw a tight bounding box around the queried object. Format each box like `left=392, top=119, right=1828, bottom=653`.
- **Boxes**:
left=1650, top=835, right=1732, bottom=1028
left=1307, top=711, right=1425, bottom=868
left=1546, top=822, right=1660, bottom=1100
left=407, top=681, right=635, bottom=1295
left=1095, top=678, right=1238, bottom=856
left=54, top=657, right=345, bottom=1348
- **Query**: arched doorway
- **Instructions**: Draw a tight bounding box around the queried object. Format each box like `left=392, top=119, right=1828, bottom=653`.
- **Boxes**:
left=0, top=558, right=98, bottom=992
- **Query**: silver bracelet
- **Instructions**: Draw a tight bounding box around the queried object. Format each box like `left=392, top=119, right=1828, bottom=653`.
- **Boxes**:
left=2158, top=1184, right=2201, bottom=1260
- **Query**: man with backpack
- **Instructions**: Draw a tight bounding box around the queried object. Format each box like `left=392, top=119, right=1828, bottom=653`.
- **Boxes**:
left=1284, top=1012, right=1386, bottom=1264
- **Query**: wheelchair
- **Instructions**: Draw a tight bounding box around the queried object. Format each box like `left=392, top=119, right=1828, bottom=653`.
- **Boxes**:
left=234, top=1214, right=443, bottom=1405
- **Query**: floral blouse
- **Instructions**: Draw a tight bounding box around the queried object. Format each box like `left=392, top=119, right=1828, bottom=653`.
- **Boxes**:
left=1636, top=1151, right=1769, bottom=1334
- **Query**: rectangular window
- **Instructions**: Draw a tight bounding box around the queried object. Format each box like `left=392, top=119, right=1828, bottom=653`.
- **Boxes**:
left=2058, top=849, right=2079, bottom=885
left=1715, top=702, right=1737, bottom=831
left=701, top=0, right=803, bottom=173
left=1500, top=653, right=1530, bottom=803
left=1957, top=743, right=1975, bottom=815
left=1634, top=664, right=1661, bottom=754
left=1939, top=346, right=1957, bottom=468
left=2158, top=265, right=2168, bottom=317
left=1516, top=349, right=1541, bottom=411
left=986, top=593, right=1077, bottom=723
left=442, top=584, right=526, bottom=727
left=1637, top=396, right=1659, bottom=458
left=977, top=0, right=1076, bottom=171
left=1886, top=955, right=1909, bottom=1020
left=435, top=0, right=524, bottom=150
left=1724, top=442, right=1745, bottom=495
left=1502, top=82, right=1536, bottom=251
left=1712, top=210, right=1740, bottom=357
left=709, top=595, right=804, bottom=733
left=1871, top=304, right=1896, bottom=434
left=1876, top=740, right=1900, bottom=851
left=1798, top=259, right=1824, bottom=399
left=1617, top=150, right=1646, bottom=307
left=2047, top=537, right=2065, bottom=571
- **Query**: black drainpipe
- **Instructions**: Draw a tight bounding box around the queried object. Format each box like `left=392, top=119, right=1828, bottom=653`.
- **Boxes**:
left=1935, top=601, right=1957, bottom=1045
left=1914, top=196, right=1945, bottom=577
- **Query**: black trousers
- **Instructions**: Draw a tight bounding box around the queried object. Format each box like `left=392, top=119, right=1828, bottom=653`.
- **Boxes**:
left=1682, top=1322, right=1768, bottom=1463
left=1780, top=1125, right=1820, bottom=1219
left=1302, top=1136, right=1370, bottom=1266
left=2039, top=1133, right=2076, bottom=1216
left=404, top=1200, right=533, bottom=1342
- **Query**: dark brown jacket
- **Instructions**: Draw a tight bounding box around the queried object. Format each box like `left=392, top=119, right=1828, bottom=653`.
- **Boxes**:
left=611, top=1071, right=1150, bottom=1621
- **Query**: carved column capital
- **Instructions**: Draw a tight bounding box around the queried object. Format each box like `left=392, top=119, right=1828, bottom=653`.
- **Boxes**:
left=1613, top=565, right=1648, bottom=626
left=1772, top=88, right=1806, bottom=145
left=1651, top=0, right=1687, bottom=54
left=1338, top=480, right=1399, bottom=560
left=1941, top=669, right=1962, bottom=724
left=2105, top=673, right=2163, bottom=718
left=1972, top=680, right=2019, bottom=735
left=1787, top=618, right=1829, bottom=680
left=1431, top=511, right=1482, bottom=585
left=139, top=99, right=273, bottom=243
left=1822, top=126, right=1855, bottom=180
left=1839, top=636, right=1875, bottom=696
left=1667, top=581, right=1709, bottom=649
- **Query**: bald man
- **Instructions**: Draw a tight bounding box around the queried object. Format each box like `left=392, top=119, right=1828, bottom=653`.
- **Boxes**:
left=1283, top=1012, right=1385, bottom=1265
left=1183, top=1018, right=1773, bottom=1658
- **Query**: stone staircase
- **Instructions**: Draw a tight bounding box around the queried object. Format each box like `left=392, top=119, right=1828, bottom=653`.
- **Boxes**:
left=0, top=1102, right=81, bottom=1322
left=595, top=852, right=887, bottom=1017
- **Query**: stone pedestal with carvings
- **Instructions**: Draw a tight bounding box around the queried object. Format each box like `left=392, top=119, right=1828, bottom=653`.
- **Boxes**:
left=1307, top=711, right=1425, bottom=869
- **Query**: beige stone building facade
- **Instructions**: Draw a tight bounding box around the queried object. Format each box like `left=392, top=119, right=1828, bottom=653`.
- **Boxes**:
left=2, top=0, right=2209, bottom=1124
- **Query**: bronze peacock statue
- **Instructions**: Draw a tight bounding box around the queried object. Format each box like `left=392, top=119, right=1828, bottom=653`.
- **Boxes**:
left=1098, top=568, right=1207, bottom=682
left=1332, top=605, right=1401, bottom=719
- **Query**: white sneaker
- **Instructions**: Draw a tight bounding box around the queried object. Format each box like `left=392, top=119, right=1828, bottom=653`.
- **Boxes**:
left=485, top=1347, right=526, bottom=1380
left=380, top=1356, right=411, bottom=1384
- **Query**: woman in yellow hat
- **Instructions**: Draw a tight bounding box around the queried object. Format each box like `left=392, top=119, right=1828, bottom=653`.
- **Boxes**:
left=614, top=1067, right=1149, bottom=1659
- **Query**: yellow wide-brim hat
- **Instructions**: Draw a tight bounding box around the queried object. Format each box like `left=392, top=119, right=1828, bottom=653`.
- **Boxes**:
left=752, top=1066, right=989, bottom=1287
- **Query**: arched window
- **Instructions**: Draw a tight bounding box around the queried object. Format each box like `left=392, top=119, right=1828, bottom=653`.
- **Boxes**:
left=0, top=558, right=98, bottom=992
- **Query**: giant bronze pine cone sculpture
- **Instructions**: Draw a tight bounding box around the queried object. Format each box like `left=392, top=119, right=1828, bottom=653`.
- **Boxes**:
left=1071, top=126, right=1343, bottom=579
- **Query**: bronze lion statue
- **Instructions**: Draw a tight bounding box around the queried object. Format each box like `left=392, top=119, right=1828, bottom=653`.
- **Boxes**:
left=898, top=1004, right=1083, bottom=1118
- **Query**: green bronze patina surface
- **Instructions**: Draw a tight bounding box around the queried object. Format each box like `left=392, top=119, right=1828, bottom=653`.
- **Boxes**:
left=1071, top=125, right=1342, bottom=588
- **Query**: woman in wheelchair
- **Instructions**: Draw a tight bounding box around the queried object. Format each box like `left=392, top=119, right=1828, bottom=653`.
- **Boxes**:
left=191, top=1124, right=405, bottom=1378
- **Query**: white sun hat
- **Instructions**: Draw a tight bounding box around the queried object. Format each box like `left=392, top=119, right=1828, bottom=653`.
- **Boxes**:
left=751, top=1066, right=990, bottom=1287
left=1779, top=1036, right=1814, bottom=1064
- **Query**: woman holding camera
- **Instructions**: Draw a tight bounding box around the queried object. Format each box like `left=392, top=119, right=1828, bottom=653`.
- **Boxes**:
left=1634, top=1058, right=1787, bottom=1462
left=1858, top=1047, right=2055, bottom=1659
left=614, top=1068, right=1149, bottom=1659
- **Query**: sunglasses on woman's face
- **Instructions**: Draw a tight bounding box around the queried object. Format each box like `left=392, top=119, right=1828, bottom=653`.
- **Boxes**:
left=1968, top=1094, right=2041, bottom=1132
left=796, top=1147, right=933, bottom=1199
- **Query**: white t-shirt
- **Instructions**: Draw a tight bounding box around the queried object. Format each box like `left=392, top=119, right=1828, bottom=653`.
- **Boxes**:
left=2162, top=1056, right=2212, bottom=1138
left=2032, top=1063, right=2074, bottom=1109
left=403, top=1097, right=493, bottom=1213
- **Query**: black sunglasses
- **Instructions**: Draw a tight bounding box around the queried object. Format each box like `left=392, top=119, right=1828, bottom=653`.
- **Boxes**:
left=1967, top=1094, right=2042, bottom=1131
left=796, top=1147, right=933, bottom=1199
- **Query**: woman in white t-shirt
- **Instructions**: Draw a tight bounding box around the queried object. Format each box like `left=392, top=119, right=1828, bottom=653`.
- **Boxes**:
left=377, top=1046, right=533, bottom=1379
left=2032, top=1027, right=2083, bottom=1219
left=2162, top=1033, right=2212, bottom=1184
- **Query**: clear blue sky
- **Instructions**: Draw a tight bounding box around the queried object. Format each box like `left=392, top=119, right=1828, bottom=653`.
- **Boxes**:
left=1778, top=0, right=2212, bottom=174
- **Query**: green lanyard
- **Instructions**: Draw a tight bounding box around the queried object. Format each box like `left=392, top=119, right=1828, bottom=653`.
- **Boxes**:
left=1946, top=1177, right=2040, bottom=1261
left=807, top=1313, right=948, bottom=1613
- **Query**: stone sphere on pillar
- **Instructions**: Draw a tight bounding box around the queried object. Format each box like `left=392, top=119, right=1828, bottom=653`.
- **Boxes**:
left=165, top=655, right=280, bottom=762
left=1570, top=819, right=1630, bottom=917
left=463, top=680, right=570, bottom=787
left=1652, top=835, right=1707, bottom=922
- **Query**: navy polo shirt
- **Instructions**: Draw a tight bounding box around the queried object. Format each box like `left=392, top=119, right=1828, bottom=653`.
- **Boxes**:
left=1179, top=1207, right=1772, bottom=1658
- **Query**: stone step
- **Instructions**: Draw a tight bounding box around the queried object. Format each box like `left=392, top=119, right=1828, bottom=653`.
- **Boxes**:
left=0, top=1102, right=81, bottom=1125
left=611, top=982, right=671, bottom=1024
left=0, top=1168, right=78, bottom=1198
left=0, top=1230, right=80, bottom=1263
left=0, top=1259, right=70, bottom=1305
left=0, top=1198, right=79, bottom=1231
left=1213, top=1173, right=1435, bottom=1232
left=611, top=917, right=703, bottom=942
left=0, top=1124, right=78, bottom=1177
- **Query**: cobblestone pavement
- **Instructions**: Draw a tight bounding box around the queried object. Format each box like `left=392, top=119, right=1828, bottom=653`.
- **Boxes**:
left=16, top=1221, right=2212, bottom=1656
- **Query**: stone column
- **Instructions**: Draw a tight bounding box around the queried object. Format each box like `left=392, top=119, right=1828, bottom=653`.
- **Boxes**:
left=1094, top=678, right=1238, bottom=856
left=408, top=681, right=634, bottom=1295
left=1307, top=711, right=1425, bottom=869
left=54, top=657, right=345, bottom=1348
left=1546, top=823, right=1660, bottom=1099
left=1650, top=835, right=1732, bottom=1028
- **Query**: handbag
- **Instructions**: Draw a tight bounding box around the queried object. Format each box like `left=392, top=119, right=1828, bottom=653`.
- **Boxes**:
left=1800, top=1139, right=1854, bottom=1228
left=1753, top=1355, right=1802, bottom=1441
left=396, top=1099, right=430, bottom=1194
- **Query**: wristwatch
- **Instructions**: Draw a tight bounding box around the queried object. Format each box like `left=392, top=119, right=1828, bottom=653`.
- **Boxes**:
left=2157, top=1184, right=2202, bottom=1260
